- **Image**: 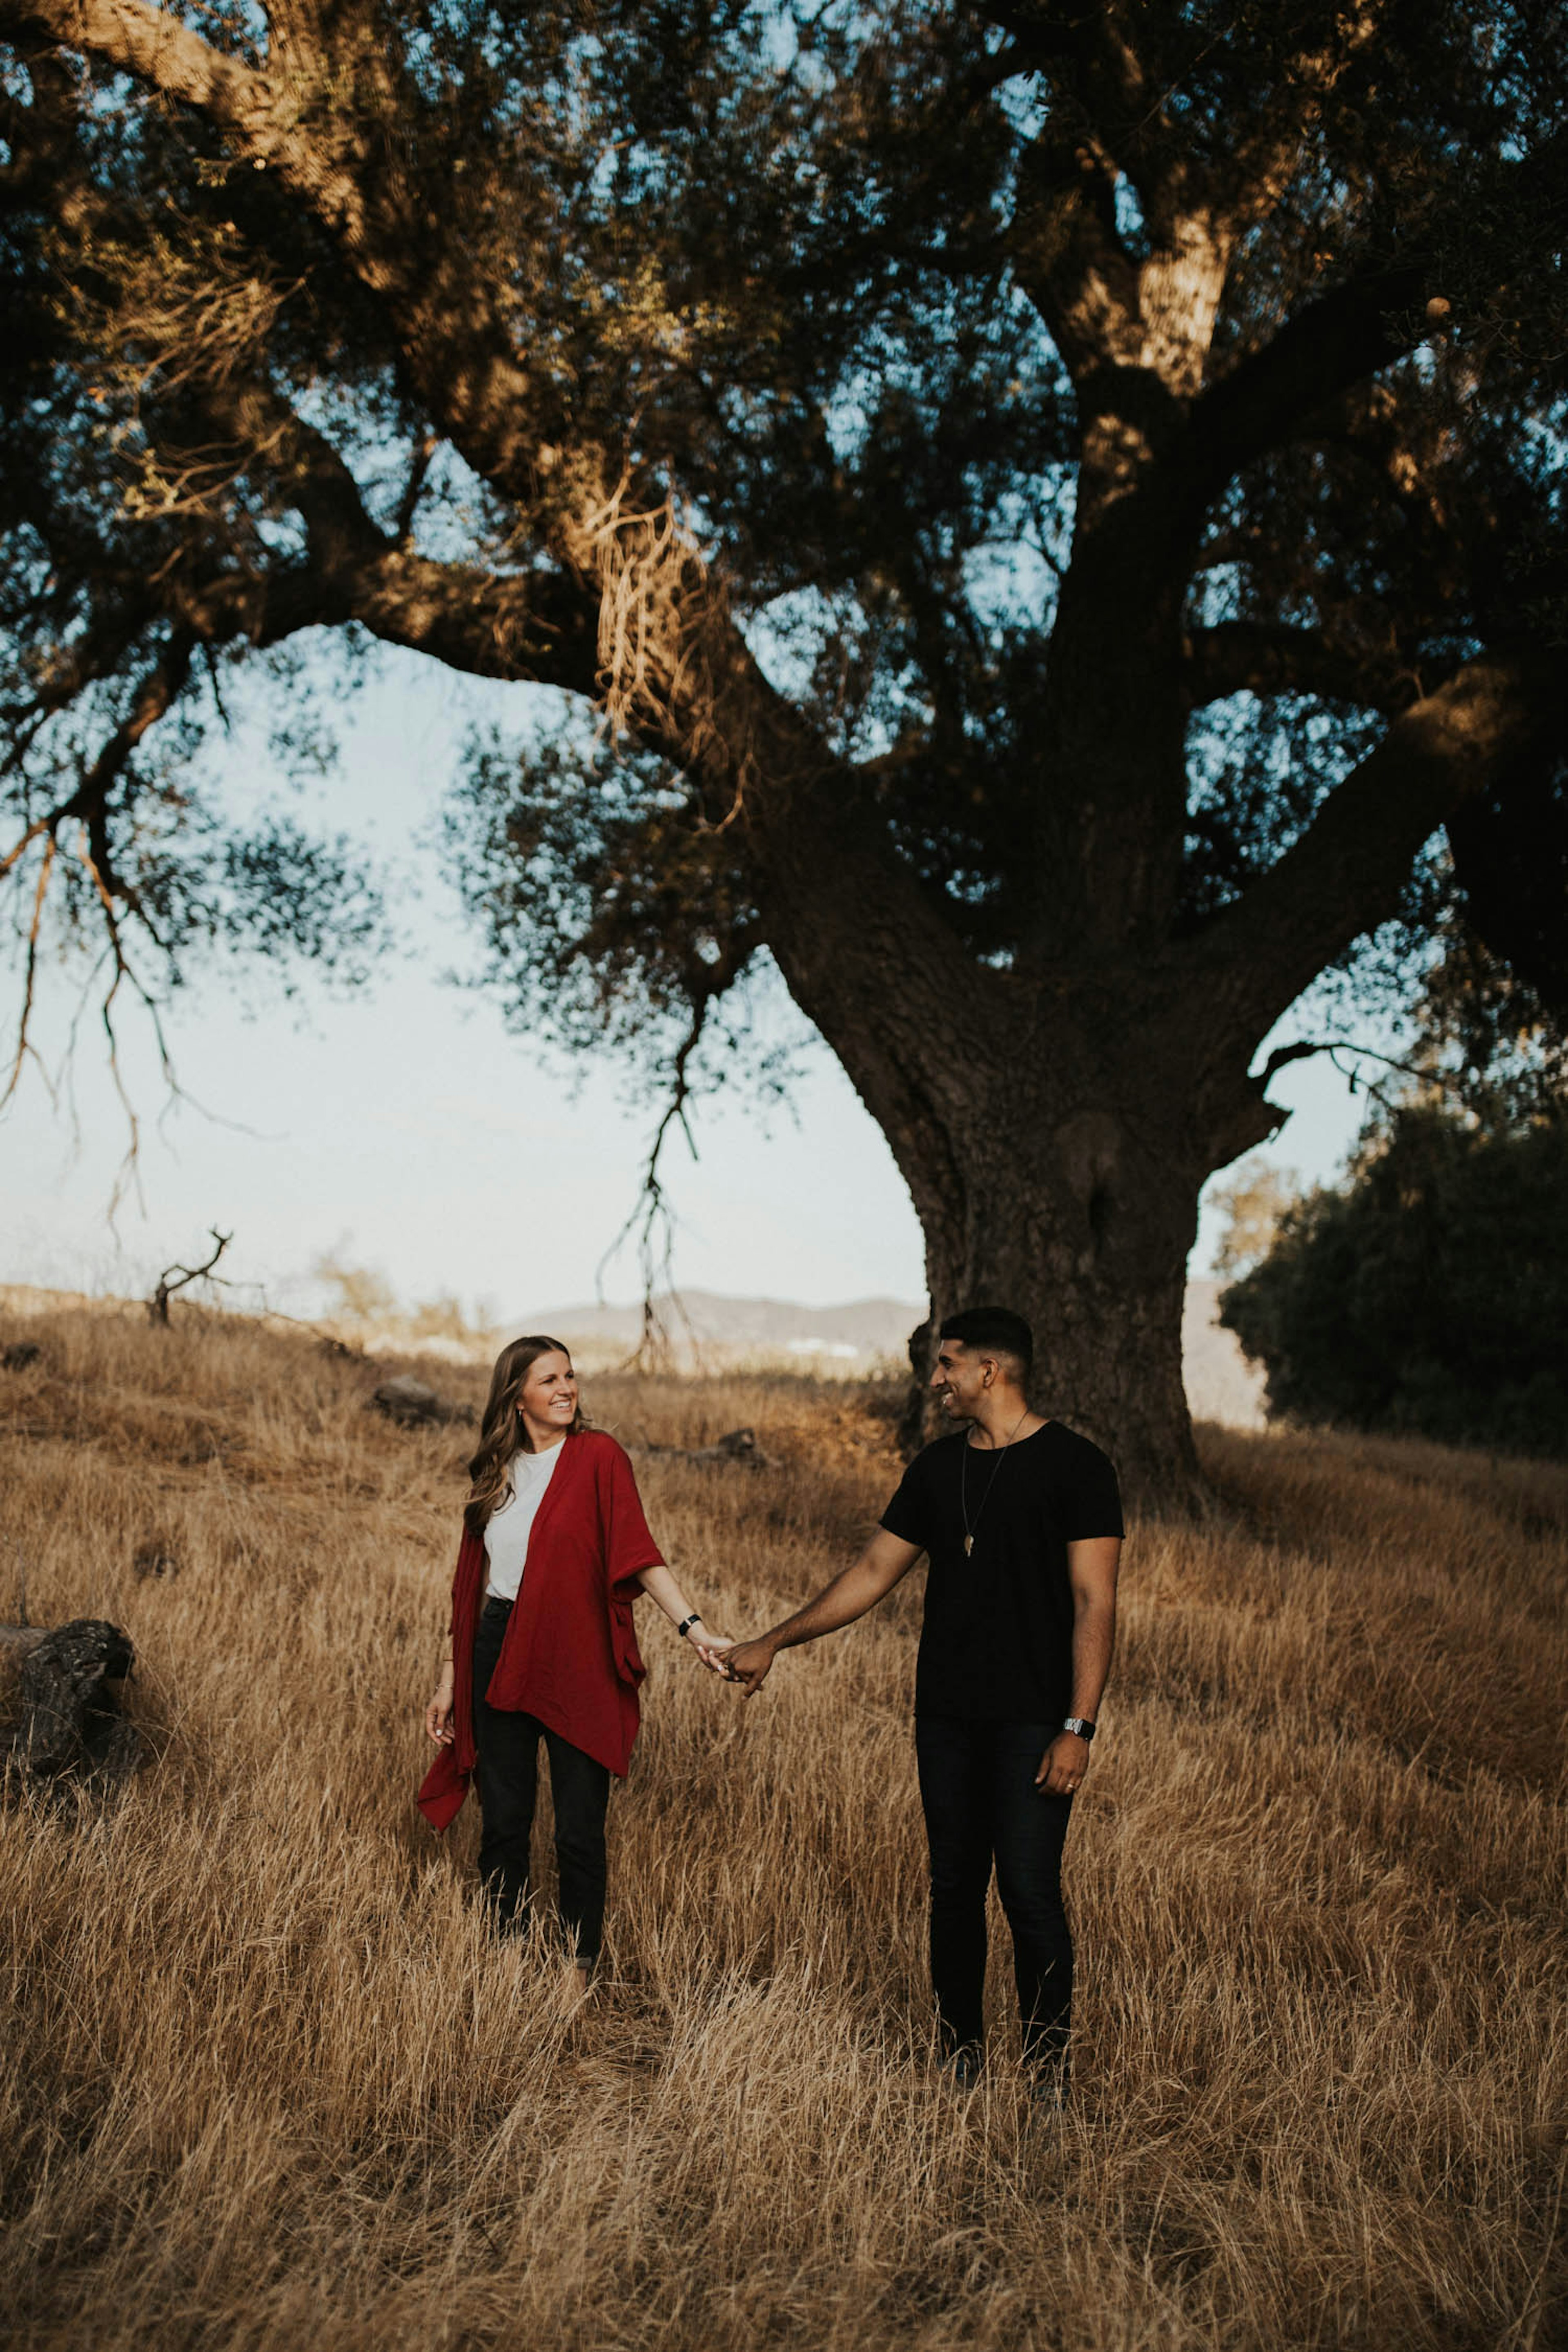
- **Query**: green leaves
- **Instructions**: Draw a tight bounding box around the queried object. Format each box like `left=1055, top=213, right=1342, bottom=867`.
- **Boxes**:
left=1220, top=1105, right=1568, bottom=1455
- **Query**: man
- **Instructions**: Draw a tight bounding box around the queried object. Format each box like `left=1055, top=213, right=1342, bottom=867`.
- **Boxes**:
left=721, top=1307, right=1123, bottom=2100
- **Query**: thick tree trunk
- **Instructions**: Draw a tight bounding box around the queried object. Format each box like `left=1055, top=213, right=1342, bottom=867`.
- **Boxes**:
left=876, top=1036, right=1213, bottom=1512
left=910, top=1118, right=1204, bottom=1511
left=752, top=864, right=1239, bottom=1506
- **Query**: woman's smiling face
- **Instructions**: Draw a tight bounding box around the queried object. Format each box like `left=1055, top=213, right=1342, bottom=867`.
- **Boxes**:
left=518, top=1348, right=577, bottom=1442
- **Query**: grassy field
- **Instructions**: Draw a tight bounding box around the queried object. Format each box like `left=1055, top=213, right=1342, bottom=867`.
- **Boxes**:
left=0, top=1301, right=1564, bottom=2352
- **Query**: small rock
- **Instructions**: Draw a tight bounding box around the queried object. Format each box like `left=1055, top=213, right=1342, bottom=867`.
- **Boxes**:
left=133, top=1541, right=180, bottom=1581
left=635, top=1425, right=773, bottom=1467
left=689, top=1427, right=771, bottom=1468
left=370, top=1375, right=471, bottom=1429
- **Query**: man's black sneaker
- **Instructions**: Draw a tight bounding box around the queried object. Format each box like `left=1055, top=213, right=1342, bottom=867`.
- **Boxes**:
left=941, top=2044, right=984, bottom=2092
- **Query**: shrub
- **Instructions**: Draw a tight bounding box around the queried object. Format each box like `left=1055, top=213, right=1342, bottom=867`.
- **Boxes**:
left=1219, top=1108, right=1568, bottom=1456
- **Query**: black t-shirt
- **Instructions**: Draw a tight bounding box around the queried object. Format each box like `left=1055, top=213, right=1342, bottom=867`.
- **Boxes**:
left=879, top=1420, right=1123, bottom=1722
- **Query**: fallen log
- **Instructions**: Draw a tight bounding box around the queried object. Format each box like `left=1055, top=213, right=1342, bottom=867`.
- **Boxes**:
left=639, top=1427, right=773, bottom=1469
left=2, top=1619, right=143, bottom=1798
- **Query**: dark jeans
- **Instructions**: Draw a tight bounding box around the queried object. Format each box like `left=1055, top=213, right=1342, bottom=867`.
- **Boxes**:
left=472, top=1596, right=611, bottom=1964
left=915, top=1716, right=1076, bottom=2076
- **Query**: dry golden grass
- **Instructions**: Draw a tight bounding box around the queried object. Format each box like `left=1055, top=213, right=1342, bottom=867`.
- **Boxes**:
left=1, top=1301, right=1564, bottom=2352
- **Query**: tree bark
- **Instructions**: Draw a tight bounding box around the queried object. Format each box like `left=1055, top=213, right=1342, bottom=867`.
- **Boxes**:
left=904, top=1076, right=1209, bottom=1512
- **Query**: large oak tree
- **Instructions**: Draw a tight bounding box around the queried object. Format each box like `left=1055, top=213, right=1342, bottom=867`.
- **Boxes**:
left=2, top=0, right=1565, bottom=1496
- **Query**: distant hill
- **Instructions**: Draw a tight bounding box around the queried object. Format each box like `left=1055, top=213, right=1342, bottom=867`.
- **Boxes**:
left=519, top=1282, right=1266, bottom=1428
left=515, top=1289, right=920, bottom=1363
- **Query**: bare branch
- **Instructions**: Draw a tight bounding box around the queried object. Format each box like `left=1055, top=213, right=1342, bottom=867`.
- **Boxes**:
left=1, top=831, right=57, bottom=1112
left=1, top=628, right=194, bottom=1118
left=149, top=1227, right=233, bottom=1325
left=595, top=1001, right=709, bottom=1373
left=75, top=826, right=153, bottom=1216
left=2, top=626, right=194, bottom=877
left=1258, top=1036, right=1433, bottom=1096
left=1256, top=1034, right=1487, bottom=1125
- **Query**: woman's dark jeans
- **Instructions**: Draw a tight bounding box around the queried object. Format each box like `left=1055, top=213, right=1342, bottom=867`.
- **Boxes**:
left=472, top=1596, right=611, bottom=1964
left=914, top=1716, right=1076, bottom=2078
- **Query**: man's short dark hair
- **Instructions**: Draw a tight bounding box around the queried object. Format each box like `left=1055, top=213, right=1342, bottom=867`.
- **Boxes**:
left=938, top=1307, right=1034, bottom=1376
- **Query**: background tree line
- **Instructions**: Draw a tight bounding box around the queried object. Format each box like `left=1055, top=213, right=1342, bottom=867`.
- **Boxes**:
left=1217, top=1087, right=1568, bottom=1458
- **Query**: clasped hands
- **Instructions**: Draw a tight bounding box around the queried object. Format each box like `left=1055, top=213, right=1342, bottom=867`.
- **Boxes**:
left=688, top=1631, right=773, bottom=1695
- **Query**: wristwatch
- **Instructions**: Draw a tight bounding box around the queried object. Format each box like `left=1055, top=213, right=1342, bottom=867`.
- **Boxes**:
left=1062, top=1717, right=1096, bottom=1741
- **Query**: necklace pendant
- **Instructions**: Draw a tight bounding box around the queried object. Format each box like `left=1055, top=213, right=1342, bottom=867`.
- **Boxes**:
left=963, top=1535, right=973, bottom=1557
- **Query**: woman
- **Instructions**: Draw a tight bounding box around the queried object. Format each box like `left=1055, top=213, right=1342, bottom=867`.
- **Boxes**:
left=419, top=1334, right=729, bottom=1989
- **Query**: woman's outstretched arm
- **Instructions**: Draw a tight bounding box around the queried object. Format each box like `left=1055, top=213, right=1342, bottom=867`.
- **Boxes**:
left=636, top=1562, right=735, bottom=1673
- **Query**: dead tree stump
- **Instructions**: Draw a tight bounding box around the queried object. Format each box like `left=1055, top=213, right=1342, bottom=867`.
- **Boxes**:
left=369, top=1375, right=473, bottom=1428
left=688, top=1427, right=770, bottom=1468
left=637, top=1427, right=774, bottom=1468
left=2, top=1619, right=143, bottom=1799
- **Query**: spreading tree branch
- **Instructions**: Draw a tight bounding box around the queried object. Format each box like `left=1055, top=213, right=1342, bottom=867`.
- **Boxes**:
left=4, top=0, right=976, bottom=993
left=1187, top=639, right=1565, bottom=1052
left=1183, top=623, right=1421, bottom=714
left=1188, top=122, right=1568, bottom=496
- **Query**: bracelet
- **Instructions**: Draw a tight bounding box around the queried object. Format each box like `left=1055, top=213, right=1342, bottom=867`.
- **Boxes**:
left=676, top=1614, right=703, bottom=1639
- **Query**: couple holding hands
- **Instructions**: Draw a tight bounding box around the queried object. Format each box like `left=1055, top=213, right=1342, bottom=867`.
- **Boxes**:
left=419, top=1307, right=1122, bottom=2100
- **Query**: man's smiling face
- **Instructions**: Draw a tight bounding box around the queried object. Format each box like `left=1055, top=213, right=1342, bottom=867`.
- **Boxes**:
left=930, top=1337, right=989, bottom=1420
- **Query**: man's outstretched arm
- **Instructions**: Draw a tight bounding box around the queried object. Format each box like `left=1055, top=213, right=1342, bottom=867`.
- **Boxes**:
left=717, top=1528, right=922, bottom=1695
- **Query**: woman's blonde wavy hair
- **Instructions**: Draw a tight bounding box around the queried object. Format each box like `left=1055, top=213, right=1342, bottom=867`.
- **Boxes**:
left=464, top=1334, right=588, bottom=1537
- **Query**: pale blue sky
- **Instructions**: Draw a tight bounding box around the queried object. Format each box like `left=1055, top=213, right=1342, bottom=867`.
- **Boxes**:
left=3, top=645, right=1371, bottom=1320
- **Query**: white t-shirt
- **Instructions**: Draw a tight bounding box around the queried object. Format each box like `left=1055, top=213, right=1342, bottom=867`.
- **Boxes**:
left=483, top=1441, right=565, bottom=1602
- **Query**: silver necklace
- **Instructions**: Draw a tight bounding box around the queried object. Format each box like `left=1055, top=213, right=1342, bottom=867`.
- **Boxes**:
left=960, top=1408, right=1033, bottom=1557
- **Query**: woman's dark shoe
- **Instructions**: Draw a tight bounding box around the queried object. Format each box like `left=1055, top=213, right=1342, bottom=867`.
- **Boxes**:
left=1027, top=2062, right=1068, bottom=2120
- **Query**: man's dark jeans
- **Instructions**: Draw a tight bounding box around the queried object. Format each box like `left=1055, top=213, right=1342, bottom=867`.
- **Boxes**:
left=472, top=1595, right=611, bottom=1964
left=915, top=1716, right=1076, bottom=2076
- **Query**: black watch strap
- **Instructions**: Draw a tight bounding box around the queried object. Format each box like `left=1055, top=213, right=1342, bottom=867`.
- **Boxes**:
left=1062, top=1716, right=1096, bottom=1741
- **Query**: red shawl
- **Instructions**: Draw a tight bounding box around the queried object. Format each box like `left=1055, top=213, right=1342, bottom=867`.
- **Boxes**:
left=416, top=1429, right=663, bottom=1830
